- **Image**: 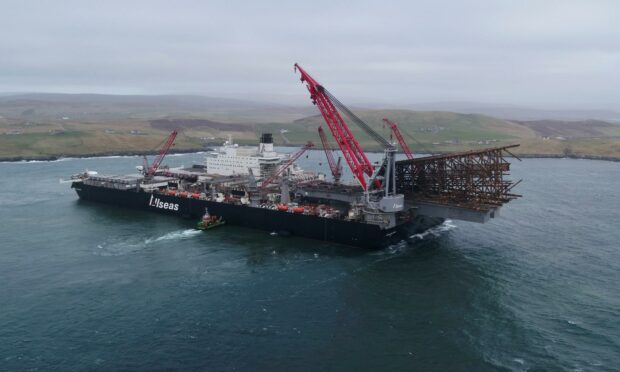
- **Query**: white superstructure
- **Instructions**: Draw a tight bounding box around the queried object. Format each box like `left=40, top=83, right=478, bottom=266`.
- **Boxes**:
left=205, top=133, right=283, bottom=178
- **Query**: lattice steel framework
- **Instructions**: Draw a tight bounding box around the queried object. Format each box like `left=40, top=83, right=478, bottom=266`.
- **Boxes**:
left=395, top=145, right=521, bottom=210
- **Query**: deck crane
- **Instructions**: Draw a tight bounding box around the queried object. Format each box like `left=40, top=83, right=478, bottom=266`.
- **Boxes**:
left=294, top=64, right=394, bottom=190
left=260, top=141, right=314, bottom=189
left=294, top=64, right=397, bottom=195
left=144, top=130, right=178, bottom=177
left=383, top=118, right=413, bottom=160
left=318, top=126, right=342, bottom=182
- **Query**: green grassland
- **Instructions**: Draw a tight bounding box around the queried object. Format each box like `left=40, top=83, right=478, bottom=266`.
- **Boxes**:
left=258, top=110, right=534, bottom=150
left=0, top=120, right=204, bottom=159
left=1, top=107, right=619, bottom=160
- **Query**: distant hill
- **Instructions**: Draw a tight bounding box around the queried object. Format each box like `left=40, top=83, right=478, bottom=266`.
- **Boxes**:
left=509, top=119, right=620, bottom=138
left=150, top=118, right=250, bottom=131
left=255, top=109, right=533, bottom=152
left=0, top=93, right=314, bottom=123
left=408, top=102, right=620, bottom=122
left=0, top=93, right=619, bottom=160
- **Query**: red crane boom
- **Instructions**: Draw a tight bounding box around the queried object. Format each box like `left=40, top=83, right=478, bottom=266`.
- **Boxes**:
left=318, top=126, right=342, bottom=181
left=260, top=141, right=314, bottom=189
left=294, top=64, right=375, bottom=190
left=383, top=118, right=413, bottom=160
left=147, top=130, right=177, bottom=176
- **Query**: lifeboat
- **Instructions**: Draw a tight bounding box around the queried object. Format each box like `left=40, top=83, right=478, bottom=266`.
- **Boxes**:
left=292, top=207, right=304, bottom=214
left=166, top=190, right=177, bottom=196
left=191, top=193, right=201, bottom=199
left=179, top=191, right=189, bottom=198
left=277, top=204, right=289, bottom=212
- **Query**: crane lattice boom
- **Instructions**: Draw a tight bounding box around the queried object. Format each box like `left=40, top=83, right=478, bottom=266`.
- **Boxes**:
left=147, top=130, right=178, bottom=176
left=260, top=141, right=314, bottom=189
left=383, top=118, right=413, bottom=160
left=294, top=63, right=376, bottom=190
left=318, top=126, right=342, bottom=181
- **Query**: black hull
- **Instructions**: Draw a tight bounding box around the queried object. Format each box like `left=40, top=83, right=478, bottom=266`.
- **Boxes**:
left=72, top=183, right=443, bottom=249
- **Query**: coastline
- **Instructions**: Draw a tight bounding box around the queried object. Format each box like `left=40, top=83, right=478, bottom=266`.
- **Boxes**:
left=512, top=153, right=620, bottom=162
left=414, top=151, right=620, bottom=162
left=0, top=148, right=618, bottom=163
left=0, top=148, right=206, bottom=163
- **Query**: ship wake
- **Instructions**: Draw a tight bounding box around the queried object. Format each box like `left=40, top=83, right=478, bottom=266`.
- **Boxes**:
left=290, top=220, right=458, bottom=298
left=375, top=219, right=457, bottom=256
left=95, top=229, right=201, bottom=256
left=145, top=229, right=202, bottom=244
left=409, top=219, right=457, bottom=241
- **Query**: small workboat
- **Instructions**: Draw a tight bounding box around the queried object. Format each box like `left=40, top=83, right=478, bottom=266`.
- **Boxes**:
left=197, top=208, right=225, bottom=230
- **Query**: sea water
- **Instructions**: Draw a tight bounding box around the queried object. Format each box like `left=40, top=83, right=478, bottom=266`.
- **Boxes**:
left=0, top=152, right=618, bottom=370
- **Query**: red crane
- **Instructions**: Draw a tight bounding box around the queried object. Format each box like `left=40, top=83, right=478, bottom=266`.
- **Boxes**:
left=383, top=118, right=413, bottom=160
left=295, top=64, right=391, bottom=190
left=260, top=141, right=314, bottom=189
left=146, top=130, right=178, bottom=176
left=318, top=126, right=342, bottom=182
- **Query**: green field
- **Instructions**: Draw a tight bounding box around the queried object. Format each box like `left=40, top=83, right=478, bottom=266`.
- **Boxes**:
left=1, top=94, right=619, bottom=160
left=256, top=110, right=534, bottom=150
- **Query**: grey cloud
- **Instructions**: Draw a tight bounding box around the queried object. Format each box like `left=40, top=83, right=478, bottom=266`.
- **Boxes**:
left=1, top=0, right=619, bottom=108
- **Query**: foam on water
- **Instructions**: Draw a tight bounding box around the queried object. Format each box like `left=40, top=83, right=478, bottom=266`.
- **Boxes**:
left=144, top=229, right=202, bottom=244
left=0, top=197, right=54, bottom=207
left=96, top=229, right=202, bottom=256
left=290, top=222, right=460, bottom=297
left=0, top=153, right=178, bottom=164
left=372, top=219, right=457, bottom=256
left=409, top=219, right=457, bottom=241
left=1, top=158, right=73, bottom=164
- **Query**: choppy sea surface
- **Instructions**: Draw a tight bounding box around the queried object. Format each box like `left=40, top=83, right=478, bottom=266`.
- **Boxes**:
left=0, top=151, right=619, bottom=371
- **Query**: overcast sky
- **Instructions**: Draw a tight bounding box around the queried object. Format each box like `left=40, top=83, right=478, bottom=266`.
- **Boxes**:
left=2, top=0, right=619, bottom=108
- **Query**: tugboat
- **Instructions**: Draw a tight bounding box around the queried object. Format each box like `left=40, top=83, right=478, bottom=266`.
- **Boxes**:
left=197, top=208, right=225, bottom=230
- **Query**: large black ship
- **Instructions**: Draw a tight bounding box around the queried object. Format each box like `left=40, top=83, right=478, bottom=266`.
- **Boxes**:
left=71, top=178, right=442, bottom=249
left=70, top=130, right=443, bottom=249
left=69, top=65, right=520, bottom=249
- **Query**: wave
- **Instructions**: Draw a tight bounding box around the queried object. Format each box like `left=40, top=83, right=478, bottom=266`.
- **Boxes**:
left=409, top=219, right=457, bottom=240
left=0, top=152, right=205, bottom=164
left=0, top=197, right=54, bottom=207
left=0, top=155, right=140, bottom=164
left=95, top=229, right=202, bottom=256
left=144, top=229, right=202, bottom=244
left=1, top=157, right=74, bottom=164
left=292, top=219, right=459, bottom=297
left=372, top=220, right=457, bottom=256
